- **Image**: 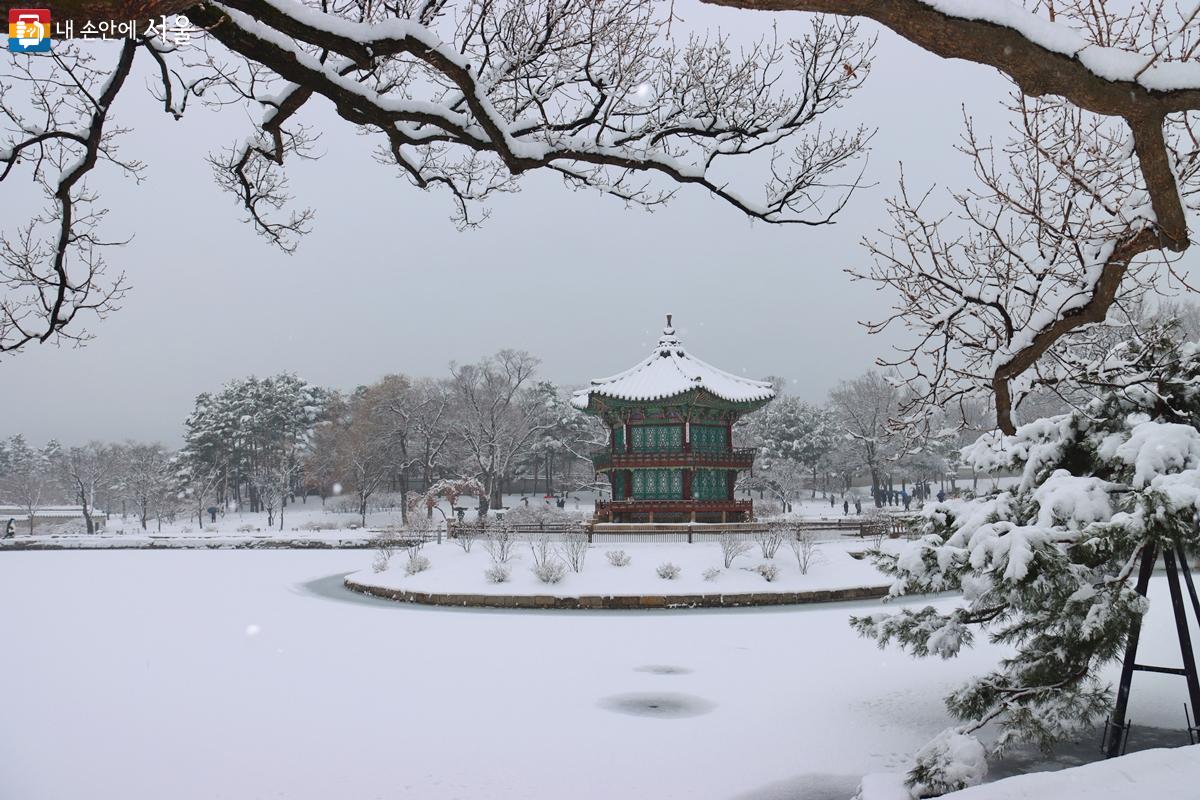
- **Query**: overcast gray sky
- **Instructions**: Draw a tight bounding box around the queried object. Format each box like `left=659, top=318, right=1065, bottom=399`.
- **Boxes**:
left=1, top=3, right=1134, bottom=447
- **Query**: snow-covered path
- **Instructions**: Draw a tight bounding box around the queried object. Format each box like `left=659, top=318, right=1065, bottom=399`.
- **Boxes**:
left=0, top=551, right=1192, bottom=800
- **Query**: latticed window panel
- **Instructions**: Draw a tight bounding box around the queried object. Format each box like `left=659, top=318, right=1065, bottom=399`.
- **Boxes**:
left=692, top=469, right=729, bottom=500
left=630, top=424, right=683, bottom=453
left=631, top=469, right=683, bottom=500
left=612, top=426, right=625, bottom=452
left=611, top=471, right=626, bottom=500
left=690, top=424, right=727, bottom=453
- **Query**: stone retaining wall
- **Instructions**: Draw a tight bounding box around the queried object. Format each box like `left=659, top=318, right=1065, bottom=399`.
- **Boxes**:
left=343, top=577, right=891, bottom=609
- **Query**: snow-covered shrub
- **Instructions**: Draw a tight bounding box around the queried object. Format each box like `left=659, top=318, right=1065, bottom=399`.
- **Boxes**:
left=719, top=534, right=752, bottom=568
left=180, top=526, right=193, bottom=535
left=236, top=524, right=255, bottom=533
left=703, top=567, right=721, bottom=582
left=557, top=533, right=589, bottom=572
left=484, top=564, right=510, bottom=584
left=754, top=524, right=787, bottom=558
left=533, top=560, right=566, bottom=584
left=756, top=563, right=780, bottom=582
left=483, top=525, right=519, bottom=564
left=606, top=549, right=631, bottom=567
left=405, top=553, right=431, bottom=575
left=851, top=333, right=1200, bottom=793
left=371, top=539, right=396, bottom=573
left=907, top=729, right=987, bottom=798
left=656, top=562, right=681, bottom=580
left=788, top=529, right=823, bottom=575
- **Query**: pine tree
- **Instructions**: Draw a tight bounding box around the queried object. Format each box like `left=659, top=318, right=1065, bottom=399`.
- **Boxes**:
left=852, top=329, right=1200, bottom=796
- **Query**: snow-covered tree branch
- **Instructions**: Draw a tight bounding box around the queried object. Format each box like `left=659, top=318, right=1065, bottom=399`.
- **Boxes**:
left=705, top=0, right=1200, bottom=434
left=1, top=0, right=873, bottom=355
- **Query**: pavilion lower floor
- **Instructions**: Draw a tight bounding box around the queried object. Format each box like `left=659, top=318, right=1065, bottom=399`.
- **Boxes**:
left=593, top=499, right=753, bottom=524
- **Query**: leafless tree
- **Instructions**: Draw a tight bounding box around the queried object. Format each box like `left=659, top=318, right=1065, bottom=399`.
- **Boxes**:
left=828, top=371, right=902, bottom=506
left=1, top=435, right=54, bottom=534
left=318, top=387, right=403, bottom=528
left=1, top=2, right=872, bottom=356
left=449, top=350, right=557, bottom=514
left=120, top=442, right=173, bottom=531
left=704, top=0, right=1200, bottom=433
left=54, top=441, right=119, bottom=534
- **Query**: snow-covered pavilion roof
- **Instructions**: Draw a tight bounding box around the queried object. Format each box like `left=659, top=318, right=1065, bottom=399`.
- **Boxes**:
left=571, top=317, right=776, bottom=411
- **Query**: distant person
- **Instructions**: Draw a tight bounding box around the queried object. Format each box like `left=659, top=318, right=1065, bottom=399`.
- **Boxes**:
left=937, top=489, right=946, bottom=503
left=902, top=490, right=910, bottom=511
left=207, top=506, right=219, bottom=524
left=854, top=498, right=862, bottom=515
left=829, top=494, right=835, bottom=509
left=4, top=518, right=14, bottom=538
left=842, top=499, right=849, bottom=516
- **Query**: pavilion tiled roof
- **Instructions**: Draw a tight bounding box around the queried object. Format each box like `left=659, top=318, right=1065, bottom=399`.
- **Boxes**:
left=571, top=317, right=775, bottom=410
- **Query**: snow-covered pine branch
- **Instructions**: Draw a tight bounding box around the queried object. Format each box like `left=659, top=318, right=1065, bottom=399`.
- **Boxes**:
left=851, top=328, right=1200, bottom=794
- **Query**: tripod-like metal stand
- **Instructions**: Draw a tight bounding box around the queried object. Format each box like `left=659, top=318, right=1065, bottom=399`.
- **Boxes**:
left=1101, top=542, right=1200, bottom=758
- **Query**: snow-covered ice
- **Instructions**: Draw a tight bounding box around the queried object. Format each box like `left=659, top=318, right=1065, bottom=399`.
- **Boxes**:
left=0, top=550, right=1196, bottom=799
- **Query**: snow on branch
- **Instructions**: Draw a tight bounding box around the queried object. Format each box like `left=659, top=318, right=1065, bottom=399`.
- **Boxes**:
left=184, top=0, right=873, bottom=234
left=709, top=0, right=1200, bottom=434
left=0, top=40, right=139, bottom=354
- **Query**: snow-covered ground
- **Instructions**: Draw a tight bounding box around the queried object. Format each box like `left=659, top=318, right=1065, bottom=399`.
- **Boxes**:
left=0, top=550, right=1196, bottom=800
left=353, top=538, right=896, bottom=598
left=937, top=745, right=1200, bottom=799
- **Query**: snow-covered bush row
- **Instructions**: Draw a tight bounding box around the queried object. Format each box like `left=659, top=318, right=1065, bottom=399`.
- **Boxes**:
left=852, top=334, right=1200, bottom=794
left=657, top=563, right=681, bottom=580
left=756, top=564, right=779, bottom=582
left=703, top=567, right=721, bottom=582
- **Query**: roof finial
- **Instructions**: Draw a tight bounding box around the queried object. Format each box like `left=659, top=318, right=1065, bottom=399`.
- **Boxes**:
left=666, top=313, right=673, bottom=329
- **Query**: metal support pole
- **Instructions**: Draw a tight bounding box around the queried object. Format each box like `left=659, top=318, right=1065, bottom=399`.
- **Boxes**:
left=1175, top=546, right=1200, bottom=626
left=1163, top=547, right=1200, bottom=729
left=1104, top=542, right=1158, bottom=758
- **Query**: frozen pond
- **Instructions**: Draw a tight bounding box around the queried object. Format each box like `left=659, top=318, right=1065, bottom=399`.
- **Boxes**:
left=0, top=550, right=1193, bottom=799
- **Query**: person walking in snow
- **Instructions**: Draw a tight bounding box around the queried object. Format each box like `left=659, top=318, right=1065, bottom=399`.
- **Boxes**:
left=4, top=518, right=14, bottom=538
left=854, top=498, right=862, bottom=515
left=842, top=498, right=849, bottom=516
left=937, top=489, right=946, bottom=503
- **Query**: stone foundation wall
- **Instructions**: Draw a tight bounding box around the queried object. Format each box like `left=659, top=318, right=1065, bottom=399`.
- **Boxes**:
left=343, top=578, right=890, bottom=609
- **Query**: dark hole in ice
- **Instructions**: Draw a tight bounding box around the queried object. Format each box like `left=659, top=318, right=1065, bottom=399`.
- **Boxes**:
left=634, top=664, right=692, bottom=676
left=598, top=692, right=714, bottom=719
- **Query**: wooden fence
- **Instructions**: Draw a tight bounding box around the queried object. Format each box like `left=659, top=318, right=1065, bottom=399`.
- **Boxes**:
left=447, top=516, right=917, bottom=544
